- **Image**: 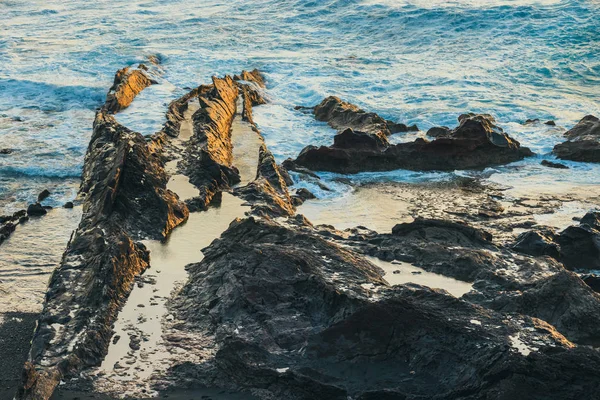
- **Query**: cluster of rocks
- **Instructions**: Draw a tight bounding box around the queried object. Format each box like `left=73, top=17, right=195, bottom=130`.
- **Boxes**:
left=513, top=211, right=600, bottom=271
left=15, top=68, right=600, bottom=400
left=0, top=189, right=73, bottom=245
left=292, top=99, right=533, bottom=173
left=161, top=214, right=600, bottom=400
left=16, top=63, right=188, bottom=399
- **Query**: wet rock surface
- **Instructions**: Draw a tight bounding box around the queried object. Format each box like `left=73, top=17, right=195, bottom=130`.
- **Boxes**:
left=554, top=115, right=600, bottom=162
left=294, top=113, right=532, bottom=173
left=180, top=76, right=241, bottom=210
left=13, top=67, right=600, bottom=400
left=159, top=217, right=600, bottom=400
left=15, top=68, right=187, bottom=399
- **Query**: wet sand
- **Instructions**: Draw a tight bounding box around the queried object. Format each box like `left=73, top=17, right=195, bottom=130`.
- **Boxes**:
left=0, top=312, right=37, bottom=399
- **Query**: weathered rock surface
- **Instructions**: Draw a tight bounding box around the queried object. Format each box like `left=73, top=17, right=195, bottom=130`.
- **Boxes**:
left=511, top=212, right=600, bottom=271
left=235, top=144, right=295, bottom=217
left=554, top=115, right=600, bottom=162
left=162, top=217, right=600, bottom=400
left=103, top=67, right=156, bottom=113
left=181, top=76, right=241, bottom=210
left=15, top=72, right=187, bottom=399
left=347, top=217, right=600, bottom=345
left=294, top=114, right=532, bottom=173
left=300, top=96, right=416, bottom=138
left=81, top=112, right=188, bottom=240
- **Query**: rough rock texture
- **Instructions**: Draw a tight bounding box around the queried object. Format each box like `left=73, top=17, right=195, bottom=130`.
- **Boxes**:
left=15, top=76, right=187, bottom=399
left=303, top=96, right=416, bottom=138
left=554, top=115, right=600, bottom=162
left=81, top=112, right=188, bottom=240
left=511, top=212, right=600, bottom=271
left=512, top=230, right=560, bottom=258
left=348, top=217, right=600, bottom=345
left=294, top=114, right=532, bottom=173
left=234, top=69, right=267, bottom=125
left=161, top=86, right=204, bottom=138
left=181, top=76, right=241, bottom=209
left=235, top=144, right=295, bottom=217
left=103, top=67, right=156, bottom=113
left=162, top=217, right=600, bottom=400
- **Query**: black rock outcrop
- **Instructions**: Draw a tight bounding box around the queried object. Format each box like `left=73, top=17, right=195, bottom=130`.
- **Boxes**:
left=553, top=115, right=600, bottom=162
left=294, top=114, right=532, bottom=173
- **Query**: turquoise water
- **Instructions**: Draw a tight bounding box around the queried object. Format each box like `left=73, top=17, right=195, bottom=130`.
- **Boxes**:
left=1, top=0, right=599, bottom=210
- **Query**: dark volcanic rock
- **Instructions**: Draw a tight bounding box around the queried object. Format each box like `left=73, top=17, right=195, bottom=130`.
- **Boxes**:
left=512, top=230, right=560, bottom=258
left=557, top=223, right=600, bottom=271
left=164, top=217, right=600, bottom=400
left=333, top=128, right=389, bottom=150
left=26, top=203, right=47, bottom=216
left=348, top=217, right=600, bottom=345
left=541, top=159, right=569, bottom=169
left=386, top=120, right=419, bottom=133
left=0, top=148, right=13, bottom=154
left=553, top=115, right=600, bottom=162
left=63, top=202, right=74, bottom=209
left=37, top=189, right=51, bottom=202
left=294, top=114, right=532, bottom=173
left=16, top=73, right=187, bottom=399
left=426, top=126, right=451, bottom=138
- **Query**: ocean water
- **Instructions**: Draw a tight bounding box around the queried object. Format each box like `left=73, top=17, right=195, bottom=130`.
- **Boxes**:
left=1, top=0, right=600, bottom=212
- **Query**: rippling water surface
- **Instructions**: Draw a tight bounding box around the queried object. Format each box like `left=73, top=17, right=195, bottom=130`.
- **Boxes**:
left=1, top=0, right=599, bottom=211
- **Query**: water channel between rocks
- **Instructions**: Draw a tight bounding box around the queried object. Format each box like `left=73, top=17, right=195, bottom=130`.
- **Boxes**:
left=96, top=98, right=261, bottom=394
left=365, top=256, right=473, bottom=298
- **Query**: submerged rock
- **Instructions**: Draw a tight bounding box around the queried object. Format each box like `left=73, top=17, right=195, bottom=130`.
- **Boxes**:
left=541, top=159, right=569, bottom=169
left=553, top=115, right=600, bottom=162
left=294, top=114, right=532, bottom=173
left=37, top=189, right=50, bottom=202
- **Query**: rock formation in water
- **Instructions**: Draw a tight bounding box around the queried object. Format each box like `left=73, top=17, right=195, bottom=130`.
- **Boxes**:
left=103, top=66, right=157, bottom=113
left=298, top=96, right=418, bottom=138
left=553, top=115, right=600, bottom=162
left=180, top=76, right=241, bottom=209
left=294, top=112, right=532, bottom=173
left=15, top=70, right=188, bottom=400
left=15, top=68, right=600, bottom=400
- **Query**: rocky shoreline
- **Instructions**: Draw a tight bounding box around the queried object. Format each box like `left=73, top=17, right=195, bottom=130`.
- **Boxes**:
left=8, top=66, right=600, bottom=400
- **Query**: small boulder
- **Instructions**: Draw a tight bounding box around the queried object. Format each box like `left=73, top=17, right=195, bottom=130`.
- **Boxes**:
left=63, top=201, right=74, bottom=209
left=512, top=230, right=560, bottom=259
left=426, top=126, right=451, bottom=138
left=37, top=189, right=51, bottom=202
left=541, top=160, right=569, bottom=169
left=27, top=203, right=47, bottom=216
